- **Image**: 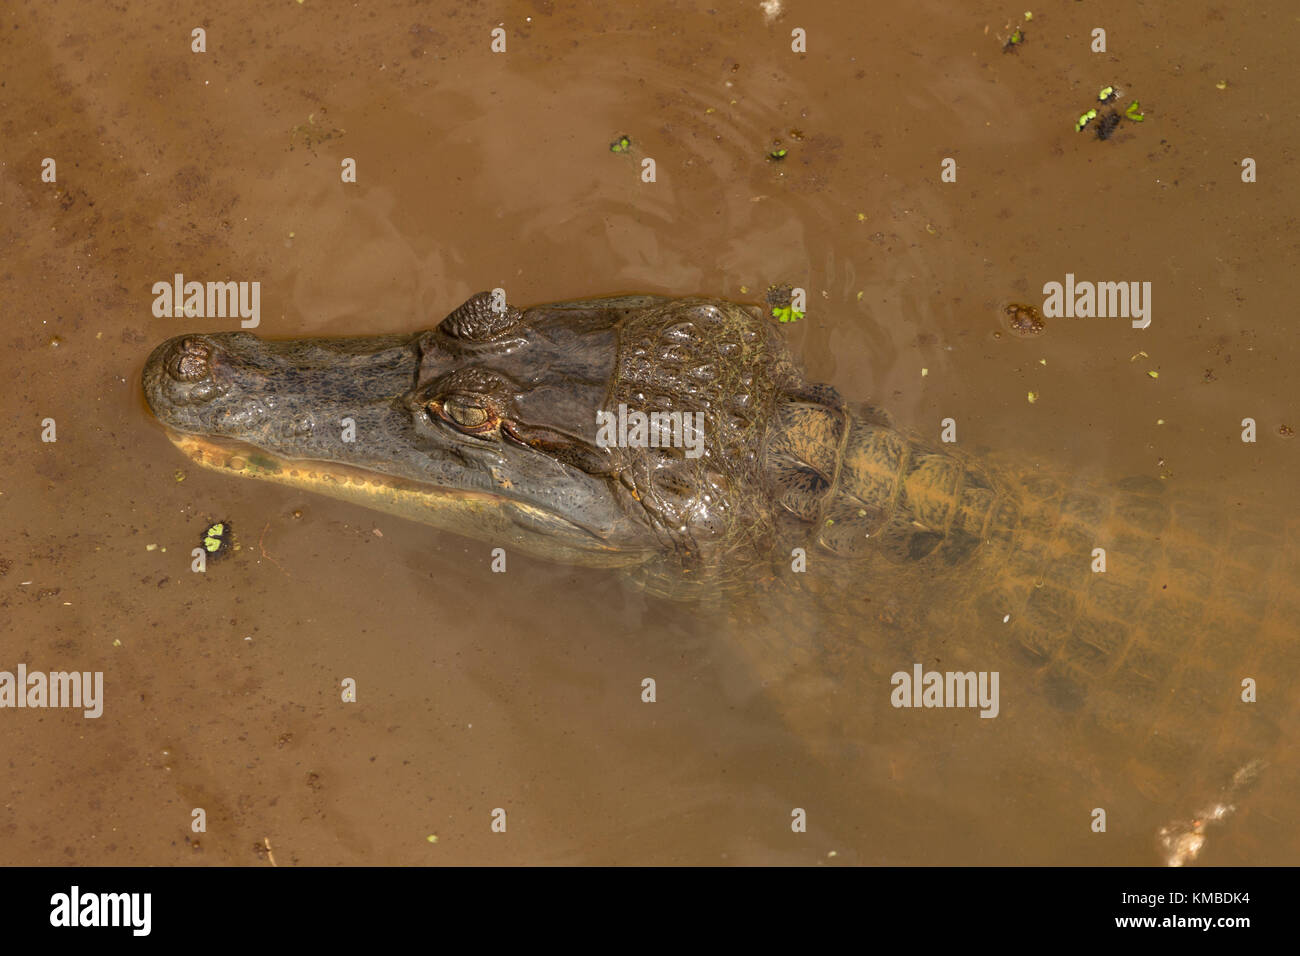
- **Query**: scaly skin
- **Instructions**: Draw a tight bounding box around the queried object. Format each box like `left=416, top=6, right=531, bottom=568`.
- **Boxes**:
left=143, top=293, right=1297, bottom=861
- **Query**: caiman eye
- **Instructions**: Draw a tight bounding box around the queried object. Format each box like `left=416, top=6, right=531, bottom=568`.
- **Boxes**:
left=428, top=395, right=497, bottom=433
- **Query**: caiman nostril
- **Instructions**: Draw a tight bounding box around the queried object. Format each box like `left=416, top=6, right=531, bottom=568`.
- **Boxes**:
left=169, top=338, right=213, bottom=382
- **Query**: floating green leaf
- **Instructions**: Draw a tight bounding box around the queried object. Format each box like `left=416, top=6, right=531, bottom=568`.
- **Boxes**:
left=200, top=520, right=232, bottom=558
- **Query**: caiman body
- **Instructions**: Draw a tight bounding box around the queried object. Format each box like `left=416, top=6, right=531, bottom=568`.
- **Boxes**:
left=143, top=292, right=1297, bottom=863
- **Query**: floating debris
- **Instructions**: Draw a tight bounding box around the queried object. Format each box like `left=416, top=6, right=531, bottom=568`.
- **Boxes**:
left=766, top=285, right=805, bottom=323
left=1075, top=88, right=1146, bottom=139
left=288, top=110, right=345, bottom=152
left=1000, top=11, right=1032, bottom=52
left=1003, top=302, right=1045, bottom=336
left=200, top=520, right=234, bottom=560
left=1158, top=760, right=1264, bottom=866
left=1095, top=110, right=1122, bottom=141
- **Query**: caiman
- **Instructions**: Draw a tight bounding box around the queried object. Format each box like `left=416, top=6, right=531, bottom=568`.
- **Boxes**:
left=142, top=292, right=1297, bottom=864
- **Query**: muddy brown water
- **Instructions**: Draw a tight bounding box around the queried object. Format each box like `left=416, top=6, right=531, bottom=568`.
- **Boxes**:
left=1, top=1, right=1295, bottom=865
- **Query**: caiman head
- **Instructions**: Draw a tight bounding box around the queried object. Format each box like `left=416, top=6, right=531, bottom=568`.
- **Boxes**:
left=143, top=292, right=817, bottom=579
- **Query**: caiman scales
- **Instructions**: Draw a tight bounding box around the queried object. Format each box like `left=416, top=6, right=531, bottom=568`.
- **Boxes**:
left=143, top=292, right=1297, bottom=864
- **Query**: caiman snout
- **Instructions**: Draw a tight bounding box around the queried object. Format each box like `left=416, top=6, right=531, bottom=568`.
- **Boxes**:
left=142, top=333, right=241, bottom=420
left=144, top=331, right=268, bottom=401
left=143, top=328, right=420, bottom=444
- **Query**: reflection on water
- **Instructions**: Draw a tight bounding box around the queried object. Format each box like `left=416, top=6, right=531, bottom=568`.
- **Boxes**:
left=1, top=0, right=1295, bottom=864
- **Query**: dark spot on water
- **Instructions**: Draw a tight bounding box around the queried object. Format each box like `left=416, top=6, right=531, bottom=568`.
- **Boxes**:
left=907, top=530, right=943, bottom=561
left=1003, top=303, right=1045, bottom=336
left=1043, top=670, right=1086, bottom=713
left=1095, top=110, right=1122, bottom=141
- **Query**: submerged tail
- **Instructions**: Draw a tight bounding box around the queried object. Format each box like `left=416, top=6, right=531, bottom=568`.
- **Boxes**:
left=751, top=394, right=1297, bottom=861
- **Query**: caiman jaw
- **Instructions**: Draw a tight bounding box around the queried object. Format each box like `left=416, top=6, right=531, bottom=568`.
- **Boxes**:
left=163, top=431, right=616, bottom=555
left=142, top=327, right=662, bottom=567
